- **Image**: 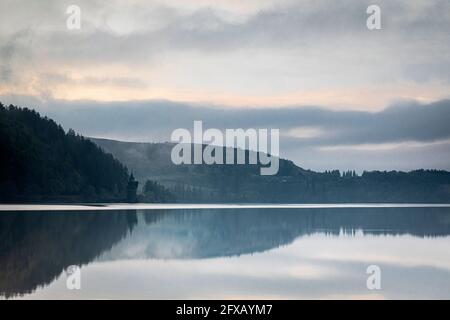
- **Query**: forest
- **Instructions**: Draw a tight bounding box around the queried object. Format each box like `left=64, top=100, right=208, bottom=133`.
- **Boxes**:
left=0, top=103, right=131, bottom=202
left=93, top=139, right=450, bottom=203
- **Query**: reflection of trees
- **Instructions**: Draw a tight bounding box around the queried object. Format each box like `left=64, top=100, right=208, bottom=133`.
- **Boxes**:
left=1, top=207, right=450, bottom=297
left=0, top=210, right=137, bottom=298
left=143, top=209, right=168, bottom=225
left=137, top=207, right=450, bottom=259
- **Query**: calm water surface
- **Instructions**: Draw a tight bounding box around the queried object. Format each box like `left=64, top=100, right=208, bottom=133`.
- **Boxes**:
left=1, top=205, right=450, bottom=299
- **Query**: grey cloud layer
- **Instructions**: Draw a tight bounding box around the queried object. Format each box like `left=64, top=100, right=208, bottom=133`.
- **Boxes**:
left=1, top=0, right=450, bottom=85
left=8, top=97, right=449, bottom=147
left=1, top=1, right=450, bottom=170
left=2, top=95, right=450, bottom=171
left=37, top=1, right=450, bottom=57
left=0, top=29, right=33, bottom=83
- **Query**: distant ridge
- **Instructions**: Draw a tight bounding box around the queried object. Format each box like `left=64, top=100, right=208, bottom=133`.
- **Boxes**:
left=91, top=137, right=450, bottom=203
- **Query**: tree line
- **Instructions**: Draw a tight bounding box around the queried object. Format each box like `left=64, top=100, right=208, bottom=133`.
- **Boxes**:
left=0, top=103, right=130, bottom=202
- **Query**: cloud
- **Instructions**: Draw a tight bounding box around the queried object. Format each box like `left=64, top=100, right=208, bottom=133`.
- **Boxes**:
left=1, top=0, right=450, bottom=107
left=1, top=1, right=450, bottom=170
left=2, top=1, right=448, bottom=55
left=2, top=94, right=450, bottom=171
left=0, top=29, right=33, bottom=83
left=40, top=72, right=148, bottom=88
left=4, top=97, right=447, bottom=145
left=18, top=0, right=449, bottom=62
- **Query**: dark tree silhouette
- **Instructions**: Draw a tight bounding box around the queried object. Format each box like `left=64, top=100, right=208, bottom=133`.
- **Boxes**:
left=0, top=103, right=130, bottom=202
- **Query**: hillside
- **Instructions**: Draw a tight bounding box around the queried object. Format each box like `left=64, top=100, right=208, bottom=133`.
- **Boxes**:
left=2, top=101, right=448, bottom=204
left=91, top=138, right=450, bottom=203
left=0, top=103, right=130, bottom=202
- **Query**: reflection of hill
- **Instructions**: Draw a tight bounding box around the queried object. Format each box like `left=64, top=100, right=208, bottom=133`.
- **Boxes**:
left=1, top=207, right=450, bottom=297
left=0, top=211, right=137, bottom=298
left=100, top=207, right=450, bottom=260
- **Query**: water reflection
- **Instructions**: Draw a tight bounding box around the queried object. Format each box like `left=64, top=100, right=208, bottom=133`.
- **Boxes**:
left=0, top=210, right=137, bottom=298
left=1, top=207, right=450, bottom=299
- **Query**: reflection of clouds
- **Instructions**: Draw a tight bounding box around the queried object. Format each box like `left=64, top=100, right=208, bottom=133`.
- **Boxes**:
left=7, top=207, right=450, bottom=299
left=20, top=233, right=450, bottom=299
left=324, top=293, right=385, bottom=300
left=99, top=215, right=200, bottom=260
left=97, top=207, right=450, bottom=262
left=278, top=234, right=450, bottom=271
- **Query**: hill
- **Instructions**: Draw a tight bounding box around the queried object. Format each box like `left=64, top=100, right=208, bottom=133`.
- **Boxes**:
left=91, top=138, right=450, bottom=203
left=2, top=102, right=448, bottom=204
left=0, top=103, right=131, bottom=202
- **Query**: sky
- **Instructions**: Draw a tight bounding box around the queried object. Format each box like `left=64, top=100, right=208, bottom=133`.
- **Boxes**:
left=0, top=0, right=450, bottom=172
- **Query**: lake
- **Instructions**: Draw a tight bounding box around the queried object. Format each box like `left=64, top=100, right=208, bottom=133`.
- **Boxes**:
left=1, top=204, right=450, bottom=299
